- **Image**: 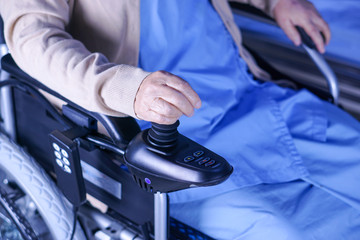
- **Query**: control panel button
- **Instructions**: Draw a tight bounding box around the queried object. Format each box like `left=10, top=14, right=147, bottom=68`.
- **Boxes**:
left=184, top=156, right=195, bottom=162
left=61, top=149, right=69, bottom=158
left=56, top=159, right=63, bottom=168
left=64, top=165, right=72, bottom=174
left=205, top=160, right=216, bottom=167
left=63, top=157, right=70, bottom=166
left=198, top=157, right=210, bottom=165
left=52, top=143, right=60, bottom=151
left=54, top=151, right=61, bottom=159
left=193, top=151, right=204, bottom=158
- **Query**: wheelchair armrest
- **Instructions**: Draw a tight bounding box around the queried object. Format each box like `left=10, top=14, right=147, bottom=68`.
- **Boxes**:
left=1, top=53, right=140, bottom=145
left=230, top=2, right=276, bottom=26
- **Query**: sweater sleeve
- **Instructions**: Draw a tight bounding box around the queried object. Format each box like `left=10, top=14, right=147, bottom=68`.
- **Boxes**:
left=0, top=0, right=150, bottom=118
left=229, top=0, right=280, bottom=17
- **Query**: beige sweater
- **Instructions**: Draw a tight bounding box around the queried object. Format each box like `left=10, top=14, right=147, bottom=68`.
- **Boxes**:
left=0, top=0, right=278, bottom=118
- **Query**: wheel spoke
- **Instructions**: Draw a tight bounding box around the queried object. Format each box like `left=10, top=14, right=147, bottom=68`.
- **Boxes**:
left=0, top=185, right=38, bottom=240
left=7, top=188, right=25, bottom=202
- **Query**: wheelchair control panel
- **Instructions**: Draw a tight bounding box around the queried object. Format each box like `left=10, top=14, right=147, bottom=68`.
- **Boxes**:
left=49, top=128, right=87, bottom=207
left=125, top=121, right=233, bottom=193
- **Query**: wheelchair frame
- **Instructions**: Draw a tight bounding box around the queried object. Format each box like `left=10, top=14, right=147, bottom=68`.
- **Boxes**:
left=0, top=52, right=220, bottom=240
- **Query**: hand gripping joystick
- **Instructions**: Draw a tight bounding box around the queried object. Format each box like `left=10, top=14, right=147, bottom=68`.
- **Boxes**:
left=125, top=121, right=233, bottom=193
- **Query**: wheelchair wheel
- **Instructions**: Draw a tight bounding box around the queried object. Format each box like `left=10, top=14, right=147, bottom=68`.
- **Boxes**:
left=0, top=132, right=86, bottom=240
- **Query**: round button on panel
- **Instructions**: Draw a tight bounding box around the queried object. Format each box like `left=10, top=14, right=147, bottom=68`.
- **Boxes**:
left=205, top=160, right=216, bottom=167
left=184, top=156, right=195, bottom=162
left=52, top=143, right=60, bottom=151
left=54, top=151, right=62, bottom=159
left=56, top=159, right=63, bottom=168
left=198, top=157, right=211, bottom=165
left=63, top=157, right=70, bottom=166
left=61, top=149, right=69, bottom=158
left=63, top=165, right=72, bottom=174
left=193, top=151, right=204, bottom=157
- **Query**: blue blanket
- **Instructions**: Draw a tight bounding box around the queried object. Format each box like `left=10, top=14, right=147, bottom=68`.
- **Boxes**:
left=138, top=0, right=360, bottom=239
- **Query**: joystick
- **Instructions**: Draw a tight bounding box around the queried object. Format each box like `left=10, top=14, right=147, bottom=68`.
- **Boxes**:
left=147, top=121, right=179, bottom=149
left=125, top=121, right=233, bottom=193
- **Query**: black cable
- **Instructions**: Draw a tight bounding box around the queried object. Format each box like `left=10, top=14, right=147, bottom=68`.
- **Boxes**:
left=77, top=214, right=91, bottom=240
left=85, top=134, right=125, bottom=157
left=70, top=206, right=79, bottom=240
left=0, top=79, right=73, bottom=129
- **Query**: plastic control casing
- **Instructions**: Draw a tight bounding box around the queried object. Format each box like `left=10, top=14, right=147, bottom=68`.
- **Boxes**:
left=49, top=130, right=86, bottom=206
left=125, top=129, right=233, bottom=193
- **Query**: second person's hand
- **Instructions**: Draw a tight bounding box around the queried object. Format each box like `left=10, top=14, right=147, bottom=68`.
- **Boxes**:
left=273, top=0, right=331, bottom=53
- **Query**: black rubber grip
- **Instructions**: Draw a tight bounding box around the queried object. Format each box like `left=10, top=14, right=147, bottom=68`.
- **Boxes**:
left=296, top=26, right=326, bottom=50
left=148, top=121, right=180, bottom=147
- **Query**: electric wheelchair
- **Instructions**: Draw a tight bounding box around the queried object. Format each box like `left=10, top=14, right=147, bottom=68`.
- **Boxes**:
left=0, top=51, right=235, bottom=240
left=0, top=4, right=340, bottom=240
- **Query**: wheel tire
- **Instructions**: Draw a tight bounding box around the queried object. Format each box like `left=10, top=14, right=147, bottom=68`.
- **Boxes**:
left=0, top=132, right=86, bottom=240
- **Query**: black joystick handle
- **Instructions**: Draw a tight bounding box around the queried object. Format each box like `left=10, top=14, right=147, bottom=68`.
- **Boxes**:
left=147, top=121, right=180, bottom=149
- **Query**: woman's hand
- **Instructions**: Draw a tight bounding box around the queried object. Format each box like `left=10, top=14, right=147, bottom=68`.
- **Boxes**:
left=134, top=71, right=201, bottom=124
left=273, top=0, right=331, bottom=53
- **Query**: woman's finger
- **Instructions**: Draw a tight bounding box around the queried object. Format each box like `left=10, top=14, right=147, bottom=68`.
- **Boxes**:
left=163, top=72, right=202, bottom=109
left=156, top=85, right=196, bottom=117
left=312, top=16, right=331, bottom=45
left=137, top=106, right=180, bottom=124
left=149, top=97, right=183, bottom=119
left=278, top=19, right=301, bottom=46
left=302, top=21, right=326, bottom=53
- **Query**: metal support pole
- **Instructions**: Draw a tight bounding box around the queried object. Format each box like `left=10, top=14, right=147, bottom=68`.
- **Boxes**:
left=0, top=45, right=16, bottom=141
left=302, top=44, right=339, bottom=105
left=154, top=192, right=169, bottom=240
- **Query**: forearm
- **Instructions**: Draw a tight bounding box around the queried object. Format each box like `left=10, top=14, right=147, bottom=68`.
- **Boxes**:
left=0, top=0, right=149, bottom=117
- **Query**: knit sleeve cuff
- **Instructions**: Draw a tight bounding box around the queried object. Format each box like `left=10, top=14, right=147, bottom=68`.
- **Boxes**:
left=100, top=65, right=151, bottom=118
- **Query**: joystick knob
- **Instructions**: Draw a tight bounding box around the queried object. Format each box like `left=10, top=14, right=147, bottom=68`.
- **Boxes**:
left=147, top=121, right=180, bottom=149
